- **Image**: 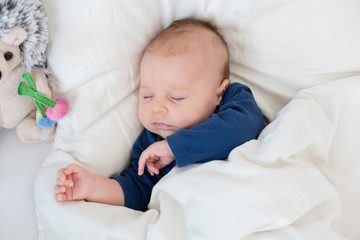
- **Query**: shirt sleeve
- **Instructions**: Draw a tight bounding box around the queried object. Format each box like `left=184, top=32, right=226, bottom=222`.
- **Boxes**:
left=166, top=83, right=265, bottom=167
left=111, top=130, right=173, bottom=211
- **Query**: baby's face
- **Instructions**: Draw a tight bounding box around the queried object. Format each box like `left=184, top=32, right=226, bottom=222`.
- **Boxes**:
left=138, top=50, right=226, bottom=138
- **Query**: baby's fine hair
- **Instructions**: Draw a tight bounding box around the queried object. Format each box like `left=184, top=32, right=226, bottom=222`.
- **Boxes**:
left=147, top=18, right=230, bottom=79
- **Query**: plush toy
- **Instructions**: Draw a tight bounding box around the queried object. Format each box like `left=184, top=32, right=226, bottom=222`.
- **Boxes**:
left=0, top=27, right=57, bottom=143
left=0, top=0, right=67, bottom=143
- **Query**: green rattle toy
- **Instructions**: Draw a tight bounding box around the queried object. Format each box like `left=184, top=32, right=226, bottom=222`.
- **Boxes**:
left=17, top=72, right=69, bottom=128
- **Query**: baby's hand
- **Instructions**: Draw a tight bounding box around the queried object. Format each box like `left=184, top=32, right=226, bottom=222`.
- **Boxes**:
left=138, top=140, right=175, bottom=176
left=55, top=164, right=95, bottom=202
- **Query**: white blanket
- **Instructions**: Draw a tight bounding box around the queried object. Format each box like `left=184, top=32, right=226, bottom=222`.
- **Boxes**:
left=34, top=1, right=360, bottom=239
left=35, top=77, right=360, bottom=239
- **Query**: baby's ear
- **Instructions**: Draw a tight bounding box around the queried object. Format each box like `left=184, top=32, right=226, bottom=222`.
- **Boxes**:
left=216, top=79, right=230, bottom=105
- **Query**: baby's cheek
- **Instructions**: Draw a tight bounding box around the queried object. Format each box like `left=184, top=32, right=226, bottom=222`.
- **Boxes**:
left=176, top=108, right=205, bottom=129
left=192, top=107, right=214, bottom=125
left=137, top=108, right=147, bottom=126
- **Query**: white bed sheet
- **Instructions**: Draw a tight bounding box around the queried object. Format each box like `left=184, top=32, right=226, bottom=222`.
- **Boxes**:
left=34, top=77, right=360, bottom=239
left=0, top=129, right=53, bottom=240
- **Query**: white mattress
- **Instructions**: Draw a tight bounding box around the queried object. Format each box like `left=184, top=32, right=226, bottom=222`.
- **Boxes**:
left=0, top=129, right=53, bottom=240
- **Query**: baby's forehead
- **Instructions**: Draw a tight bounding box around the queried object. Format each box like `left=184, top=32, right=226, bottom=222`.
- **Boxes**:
left=147, top=25, right=225, bottom=57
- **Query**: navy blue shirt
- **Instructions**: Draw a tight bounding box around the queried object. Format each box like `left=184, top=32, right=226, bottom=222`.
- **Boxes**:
left=111, top=83, right=265, bottom=211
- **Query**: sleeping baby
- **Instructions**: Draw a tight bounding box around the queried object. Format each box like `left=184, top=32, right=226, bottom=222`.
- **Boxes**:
left=55, top=18, right=265, bottom=211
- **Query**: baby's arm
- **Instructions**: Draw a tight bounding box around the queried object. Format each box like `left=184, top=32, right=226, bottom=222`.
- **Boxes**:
left=55, top=164, right=124, bottom=206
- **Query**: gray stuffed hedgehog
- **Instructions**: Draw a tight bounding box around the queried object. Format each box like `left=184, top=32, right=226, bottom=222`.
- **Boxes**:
left=0, top=0, right=50, bottom=75
left=0, top=0, right=60, bottom=143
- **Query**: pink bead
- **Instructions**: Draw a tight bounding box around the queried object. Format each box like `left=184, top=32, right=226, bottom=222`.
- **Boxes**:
left=46, top=98, right=69, bottom=120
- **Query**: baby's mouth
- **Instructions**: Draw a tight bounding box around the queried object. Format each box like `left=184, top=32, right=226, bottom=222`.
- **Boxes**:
left=152, top=122, right=173, bottom=130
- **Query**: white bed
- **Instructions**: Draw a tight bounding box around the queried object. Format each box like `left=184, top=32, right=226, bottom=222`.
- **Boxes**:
left=0, top=129, right=53, bottom=239
left=2, top=0, right=360, bottom=239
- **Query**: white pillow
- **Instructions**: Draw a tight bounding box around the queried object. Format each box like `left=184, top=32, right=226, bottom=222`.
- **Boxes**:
left=43, top=0, right=360, bottom=175
left=222, top=1, right=360, bottom=119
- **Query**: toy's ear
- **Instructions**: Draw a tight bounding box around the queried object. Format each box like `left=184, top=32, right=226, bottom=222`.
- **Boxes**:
left=2, top=27, right=27, bottom=46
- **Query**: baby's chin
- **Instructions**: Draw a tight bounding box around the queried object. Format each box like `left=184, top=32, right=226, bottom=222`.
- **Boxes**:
left=158, top=131, right=176, bottom=139
left=148, top=128, right=177, bottom=139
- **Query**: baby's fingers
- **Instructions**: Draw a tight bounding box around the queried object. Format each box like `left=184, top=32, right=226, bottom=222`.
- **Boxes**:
left=56, top=193, right=68, bottom=201
left=138, top=155, right=147, bottom=176
left=58, top=164, right=82, bottom=177
left=56, top=176, right=73, bottom=186
left=64, top=164, right=83, bottom=174
left=54, top=185, right=66, bottom=194
left=57, top=168, right=67, bottom=182
left=146, top=163, right=159, bottom=176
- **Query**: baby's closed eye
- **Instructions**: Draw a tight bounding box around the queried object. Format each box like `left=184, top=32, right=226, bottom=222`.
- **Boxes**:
left=168, top=95, right=186, bottom=103
left=169, top=96, right=185, bottom=101
left=141, top=92, right=154, bottom=101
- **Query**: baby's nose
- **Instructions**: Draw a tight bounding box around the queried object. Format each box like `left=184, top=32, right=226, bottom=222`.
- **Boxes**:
left=151, top=102, right=168, bottom=115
